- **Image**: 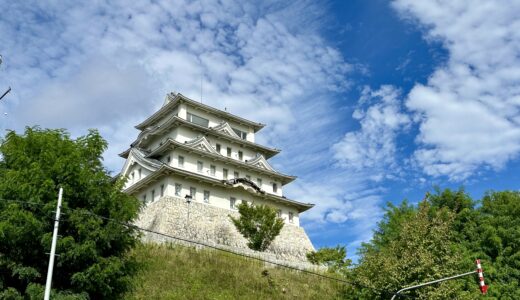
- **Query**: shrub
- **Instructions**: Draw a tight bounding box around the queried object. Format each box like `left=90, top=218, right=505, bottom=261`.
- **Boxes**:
left=230, top=202, right=284, bottom=251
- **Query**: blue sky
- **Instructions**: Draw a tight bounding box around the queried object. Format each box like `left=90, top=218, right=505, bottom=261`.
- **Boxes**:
left=1, top=0, right=519, bottom=260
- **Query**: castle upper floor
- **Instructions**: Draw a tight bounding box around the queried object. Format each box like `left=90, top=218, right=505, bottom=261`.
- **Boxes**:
left=136, top=92, right=265, bottom=144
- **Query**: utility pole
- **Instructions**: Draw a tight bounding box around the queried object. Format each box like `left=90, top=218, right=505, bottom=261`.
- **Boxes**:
left=44, top=187, right=63, bottom=300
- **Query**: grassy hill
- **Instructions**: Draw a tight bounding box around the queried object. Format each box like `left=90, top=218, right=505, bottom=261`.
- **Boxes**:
left=125, top=243, right=345, bottom=299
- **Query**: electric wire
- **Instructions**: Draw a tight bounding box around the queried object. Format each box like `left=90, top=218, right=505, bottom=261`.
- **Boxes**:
left=0, top=197, right=402, bottom=297
left=60, top=206, right=398, bottom=297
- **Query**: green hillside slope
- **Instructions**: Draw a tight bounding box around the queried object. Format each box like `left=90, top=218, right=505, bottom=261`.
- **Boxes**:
left=125, top=243, right=344, bottom=299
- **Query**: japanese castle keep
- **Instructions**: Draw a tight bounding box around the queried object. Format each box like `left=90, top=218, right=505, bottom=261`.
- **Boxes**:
left=119, top=92, right=315, bottom=262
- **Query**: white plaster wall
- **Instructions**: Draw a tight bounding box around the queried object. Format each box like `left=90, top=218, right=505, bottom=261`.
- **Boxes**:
left=135, top=172, right=299, bottom=226
left=124, top=163, right=154, bottom=189
left=172, top=126, right=268, bottom=169
left=143, top=122, right=268, bottom=163
left=137, top=178, right=169, bottom=203
left=185, top=104, right=255, bottom=142
left=160, top=148, right=283, bottom=197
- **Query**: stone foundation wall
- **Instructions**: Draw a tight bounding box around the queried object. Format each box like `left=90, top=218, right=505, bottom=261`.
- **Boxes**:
left=135, top=196, right=316, bottom=268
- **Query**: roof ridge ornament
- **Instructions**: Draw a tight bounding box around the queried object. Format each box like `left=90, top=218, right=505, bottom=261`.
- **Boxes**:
left=223, top=178, right=265, bottom=194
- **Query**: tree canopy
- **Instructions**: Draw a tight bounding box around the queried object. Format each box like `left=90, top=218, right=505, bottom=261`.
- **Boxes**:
left=344, top=188, right=520, bottom=299
left=0, top=127, right=141, bottom=299
left=306, top=245, right=351, bottom=272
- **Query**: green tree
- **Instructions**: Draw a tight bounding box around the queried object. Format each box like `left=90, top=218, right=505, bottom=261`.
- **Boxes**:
left=230, top=202, right=284, bottom=251
left=0, top=127, right=141, bottom=299
left=348, top=201, right=473, bottom=300
left=471, top=191, right=520, bottom=299
left=306, top=245, right=351, bottom=272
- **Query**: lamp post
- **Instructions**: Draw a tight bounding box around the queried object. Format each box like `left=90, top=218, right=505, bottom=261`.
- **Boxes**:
left=185, top=194, right=192, bottom=227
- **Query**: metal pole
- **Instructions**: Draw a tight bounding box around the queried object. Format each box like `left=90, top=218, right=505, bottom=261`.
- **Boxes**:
left=44, top=187, right=63, bottom=300
left=391, top=270, right=477, bottom=300
left=0, top=87, right=10, bottom=101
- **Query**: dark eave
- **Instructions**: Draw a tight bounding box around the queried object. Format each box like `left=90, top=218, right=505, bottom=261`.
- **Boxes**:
left=119, top=148, right=131, bottom=159
left=135, top=93, right=265, bottom=132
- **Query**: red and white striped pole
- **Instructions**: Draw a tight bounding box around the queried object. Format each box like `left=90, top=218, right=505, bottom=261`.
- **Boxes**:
left=476, top=259, right=488, bottom=294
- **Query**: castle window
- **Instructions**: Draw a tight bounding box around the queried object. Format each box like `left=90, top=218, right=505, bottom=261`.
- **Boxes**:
left=151, top=190, right=155, bottom=202
left=232, top=128, right=247, bottom=140
left=138, top=168, right=142, bottom=179
left=167, top=155, right=171, bottom=163
left=238, top=151, right=243, bottom=160
left=272, top=183, right=278, bottom=193
left=190, top=187, right=196, bottom=200
left=178, top=156, right=184, bottom=168
left=277, top=209, right=282, bottom=218
left=160, top=184, right=164, bottom=197
left=230, top=197, right=236, bottom=210
left=227, top=147, right=232, bottom=157
left=197, top=161, right=203, bottom=172
left=246, top=175, right=251, bottom=181
left=234, top=171, right=239, bottom=179
left=143, top=194, right=147, bottom=202
left=216, top=144, right=221, bottom=153
left=204, top=190, right=210, bottom=203
left=289, top=212, right=294, bottom=223
left=187, top=112, right=209, bottom=127
left=257, top=178, right=262, bottom=187
left=210, top=165, right=216, bottom=176
left=223, top=168, right=228, bottom=179
left=175, top=183, right=182, bottom=196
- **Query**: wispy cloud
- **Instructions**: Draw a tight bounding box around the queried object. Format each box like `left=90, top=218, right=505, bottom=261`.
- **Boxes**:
left=0, top=0, right=391, bottom=255
left=333, top=85, right=410, bottom=180
left=392, top=0, right=520, bottom=180
left=0, top=0, right=350, bottom=172
left=2, top=0, right=515, bottom=257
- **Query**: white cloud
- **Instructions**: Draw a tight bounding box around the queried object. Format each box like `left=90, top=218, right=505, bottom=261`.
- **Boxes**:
left=333, top=85, right=410, bottom=177
left=0, top=0, right=378, bottom=240
left=0, top=0, right=350, bottom=174
left=299, top=85, right=411, bottom=248
left=392, top=0, right=520, bottom=180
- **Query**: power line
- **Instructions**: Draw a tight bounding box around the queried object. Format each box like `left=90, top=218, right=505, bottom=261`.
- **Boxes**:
left=61, top=206, right=395, bottom=297
left=0, top=197, right=397, bottom=297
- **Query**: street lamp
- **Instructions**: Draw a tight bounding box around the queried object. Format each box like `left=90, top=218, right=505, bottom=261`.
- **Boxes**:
left=185, top=194, right=192, bottom=227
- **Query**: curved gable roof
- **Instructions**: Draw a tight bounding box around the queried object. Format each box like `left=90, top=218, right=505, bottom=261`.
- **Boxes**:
left=211, top=122, right=241, bottom=139
left=183, top=136, right=220, bottom=155
left=245, top=155, right=275, bottom=172
left=120, top=148, right=161, bottom=178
